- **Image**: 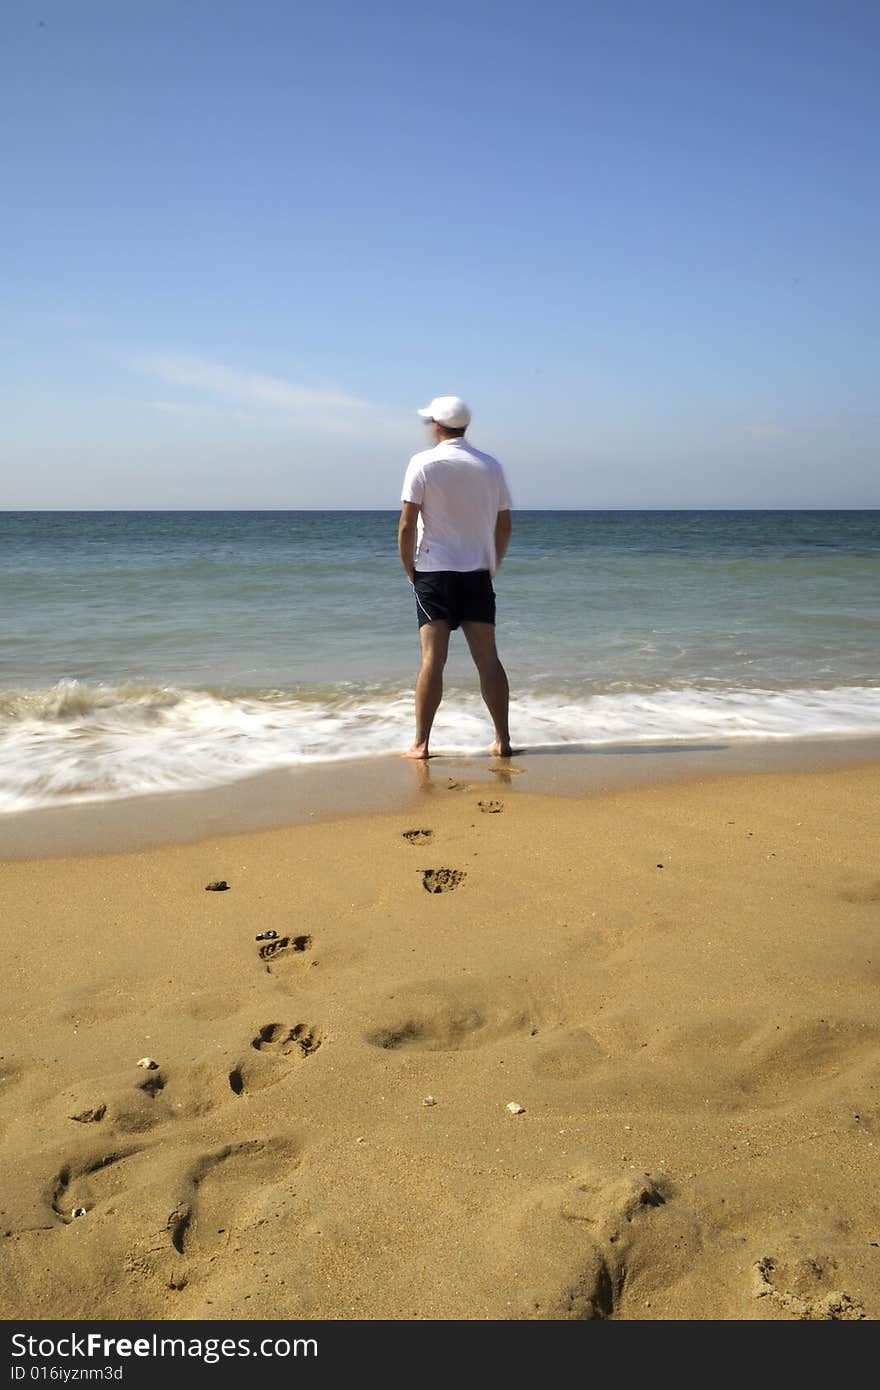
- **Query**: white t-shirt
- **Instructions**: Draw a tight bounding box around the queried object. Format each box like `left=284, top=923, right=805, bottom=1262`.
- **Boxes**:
left=400, top=438, right=513, bottom=574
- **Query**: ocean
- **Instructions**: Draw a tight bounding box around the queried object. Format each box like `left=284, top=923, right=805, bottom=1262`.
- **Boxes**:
left=2, top=509, right=879, bottom=814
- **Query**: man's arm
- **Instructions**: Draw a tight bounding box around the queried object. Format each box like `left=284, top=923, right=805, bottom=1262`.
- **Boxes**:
left=398, top=501, right=420, bottom=583
left=495, top=509, right=512, bottom=570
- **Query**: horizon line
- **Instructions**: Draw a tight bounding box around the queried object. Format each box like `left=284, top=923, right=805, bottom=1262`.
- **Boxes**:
left=2, top=506, right=878, bottom=514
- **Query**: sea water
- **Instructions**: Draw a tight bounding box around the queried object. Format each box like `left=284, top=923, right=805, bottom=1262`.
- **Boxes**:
left=1, top=509, right=878, bottom=813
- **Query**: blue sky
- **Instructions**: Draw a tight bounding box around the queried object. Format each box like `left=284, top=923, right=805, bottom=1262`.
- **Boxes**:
left=2, top=0, right=878, bottom=507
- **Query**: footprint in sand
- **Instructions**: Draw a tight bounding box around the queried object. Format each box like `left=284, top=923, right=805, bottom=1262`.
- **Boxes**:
left=229, top=1023, right=323, bottom=1095
left=365, top=985, right=536, bottom=1052
left=251, top=1022, right=322, bottom=1057
left=477, top=800, right=503, bottom=814
left=257, top=934, right=312, bottom=974
left=753, top=1254, right=865, bottom=1320
left=733, top=1019, right=880, bottom=1106
left=422, top=867, right=466, bottom=894
left=368, top=1010, right=484, bottom=1051
left=51, top=1146, right=146, bottom=1224
left=496, top=1170, right=675, bottom=1319
left=61, top=1068, right=176, bottom=1137
left=167, top=1137, right=302, bottom=1262
left=402, top=829, right=433, bottom=844
left=37, top=1136, right=302, bottom=1304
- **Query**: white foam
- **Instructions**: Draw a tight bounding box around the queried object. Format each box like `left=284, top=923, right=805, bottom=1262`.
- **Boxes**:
left=1, top=678, right=879, bottom=814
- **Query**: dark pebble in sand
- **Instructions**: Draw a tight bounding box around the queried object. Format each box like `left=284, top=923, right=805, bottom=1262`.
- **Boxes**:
left=205, top=880, right=230, bottom=892
left=255, top=930, right=278, bottom=941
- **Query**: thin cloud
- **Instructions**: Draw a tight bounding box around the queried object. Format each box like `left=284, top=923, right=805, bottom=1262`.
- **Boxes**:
left=145, top=399, right=200, bottom=414
left=131, top=353, right=410, bottom=441
left=138, top=398, right=254, bottom=422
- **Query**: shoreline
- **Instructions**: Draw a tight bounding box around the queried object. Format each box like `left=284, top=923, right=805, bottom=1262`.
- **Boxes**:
left=3, top=730, right=880, bottom=861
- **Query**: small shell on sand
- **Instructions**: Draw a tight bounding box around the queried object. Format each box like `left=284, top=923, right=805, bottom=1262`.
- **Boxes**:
left=71, top=1207, right=87, bottom=1219
left=506, top=1101, right=526, bottom=1115
left=422, top=1096, right=437, bottom=1107
left=205, top=880, right=230, bottom=891
left=136, top=1057, right=159, bottom=1070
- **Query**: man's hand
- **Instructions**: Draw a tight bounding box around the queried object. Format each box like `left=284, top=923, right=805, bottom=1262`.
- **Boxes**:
left=495, top=509, right=512, bottom=569
left=398, top=501, right=420, bottom=584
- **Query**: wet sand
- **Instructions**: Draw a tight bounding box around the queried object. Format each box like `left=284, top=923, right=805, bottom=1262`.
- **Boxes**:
left=1, top=754, right=879, bottom=1319
left=4, top=731, right=880, bottom=860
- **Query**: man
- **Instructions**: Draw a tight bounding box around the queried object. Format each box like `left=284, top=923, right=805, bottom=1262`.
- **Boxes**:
left=398, top=395, right=513, bottom=761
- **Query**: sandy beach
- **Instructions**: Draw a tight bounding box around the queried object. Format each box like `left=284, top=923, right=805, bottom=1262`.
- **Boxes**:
left=1, top=755, right=879, bottom=1320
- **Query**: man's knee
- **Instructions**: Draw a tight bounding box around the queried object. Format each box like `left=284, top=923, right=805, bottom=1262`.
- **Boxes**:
left=468, top=642, right=502, bottom=675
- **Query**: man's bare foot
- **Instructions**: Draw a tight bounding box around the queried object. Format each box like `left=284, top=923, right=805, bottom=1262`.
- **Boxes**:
left=405, top=743, right=431, bottom=760
left=491, top=740, right=514, bottom=757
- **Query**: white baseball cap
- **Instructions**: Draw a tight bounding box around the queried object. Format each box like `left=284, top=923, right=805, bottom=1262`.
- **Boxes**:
left=417, top=395, right=471, bottom=429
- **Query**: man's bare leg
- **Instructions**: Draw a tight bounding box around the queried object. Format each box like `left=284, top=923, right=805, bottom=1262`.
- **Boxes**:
left=406, top=620, right=451, bottom=759
left=462, top=620, right=512, bottom=756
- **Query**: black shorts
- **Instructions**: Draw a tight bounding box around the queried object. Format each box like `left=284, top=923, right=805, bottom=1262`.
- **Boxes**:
left=412, top=568, right=496, bottom=630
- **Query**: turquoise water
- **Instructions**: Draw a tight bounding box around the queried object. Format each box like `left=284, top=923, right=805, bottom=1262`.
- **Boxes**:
left=2, top=509, right=879, bottom=811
